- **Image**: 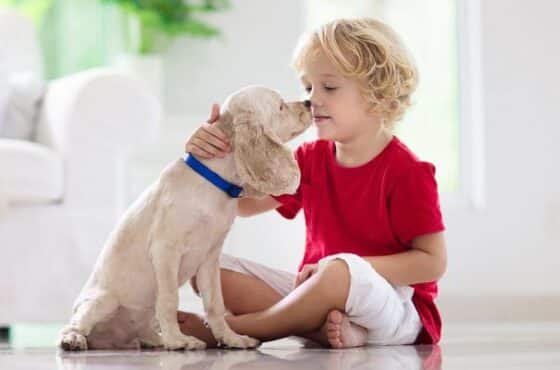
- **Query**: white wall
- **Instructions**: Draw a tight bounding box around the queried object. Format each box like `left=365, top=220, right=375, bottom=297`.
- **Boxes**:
left=159, top=0, right=560, bottom=314
left=441, top=0, right=560, bottom=297
left=163, top=0, right=306, bottom=118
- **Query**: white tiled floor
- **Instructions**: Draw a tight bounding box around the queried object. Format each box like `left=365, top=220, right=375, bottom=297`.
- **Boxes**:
left=1, top=322, right=559, bottom=370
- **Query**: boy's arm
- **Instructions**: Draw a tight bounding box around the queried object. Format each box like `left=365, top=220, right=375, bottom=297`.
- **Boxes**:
left=237, top=196, right=281, bottom=217
left=362, top=231, right=447, bottom=286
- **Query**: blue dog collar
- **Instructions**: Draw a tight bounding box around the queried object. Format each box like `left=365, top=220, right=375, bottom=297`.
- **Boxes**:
left=184, top=153, right=244, bottom=198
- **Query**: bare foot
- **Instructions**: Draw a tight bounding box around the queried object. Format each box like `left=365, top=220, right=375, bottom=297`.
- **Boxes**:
left=177, top=311, right=219, bottom=348
left=322, top=310, right=368, bottom=349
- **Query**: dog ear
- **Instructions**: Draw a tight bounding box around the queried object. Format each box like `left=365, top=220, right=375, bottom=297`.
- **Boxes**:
left=232, top=112, right=300, bottom=197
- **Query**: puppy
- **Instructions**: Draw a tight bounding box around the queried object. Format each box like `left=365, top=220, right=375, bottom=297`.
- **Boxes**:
left=59, top=86, right=312, bottom=350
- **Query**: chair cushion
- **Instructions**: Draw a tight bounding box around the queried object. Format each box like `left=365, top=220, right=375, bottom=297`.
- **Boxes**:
left=0, top=139, right=63, bottom=203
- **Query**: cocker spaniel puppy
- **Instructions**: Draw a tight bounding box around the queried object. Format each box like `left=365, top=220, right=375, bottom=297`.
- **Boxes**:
left=59, top=86, right=311, bottom=351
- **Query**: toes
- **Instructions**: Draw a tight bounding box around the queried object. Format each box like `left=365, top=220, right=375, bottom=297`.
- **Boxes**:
left=327, top=321, right=342, bottom=333
left=327, top=328, right=341, bottom=348
left=327, top=330, right=340, bottom=340
left=327, top=335, right=339, bottom=345
left=327, top=336, right=343, bottom=349
left=327, top=310, right=344, bottom=325
left=327, top=324, right=340, bottom=333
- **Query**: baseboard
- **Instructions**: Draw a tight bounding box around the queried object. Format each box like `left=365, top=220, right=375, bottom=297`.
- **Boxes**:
left=438, top=295, right=560, bottom=322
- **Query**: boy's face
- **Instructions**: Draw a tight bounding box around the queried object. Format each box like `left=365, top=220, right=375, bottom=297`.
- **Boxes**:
left=299, top=50, right=381, bottom=142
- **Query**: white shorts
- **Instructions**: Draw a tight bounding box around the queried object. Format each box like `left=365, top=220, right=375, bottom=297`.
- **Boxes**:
left=220, top=252, right=423, bottom=345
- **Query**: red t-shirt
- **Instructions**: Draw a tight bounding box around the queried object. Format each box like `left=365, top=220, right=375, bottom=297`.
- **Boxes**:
left=272, top=137, right=445, bottom=344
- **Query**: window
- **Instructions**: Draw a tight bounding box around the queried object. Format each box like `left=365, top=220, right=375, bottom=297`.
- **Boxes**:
left=5, top=0, right=128, bottom=79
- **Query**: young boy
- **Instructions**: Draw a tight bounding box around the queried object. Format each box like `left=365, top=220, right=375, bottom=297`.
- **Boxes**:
left=181, top=17, right=446, bottom=348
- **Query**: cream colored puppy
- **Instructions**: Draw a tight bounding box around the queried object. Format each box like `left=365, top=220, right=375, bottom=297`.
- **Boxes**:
left=59, top=86, right=311, bottom=351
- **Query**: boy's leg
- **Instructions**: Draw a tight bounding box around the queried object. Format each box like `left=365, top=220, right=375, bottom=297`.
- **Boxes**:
left=220, top=268, right=285, bottom=314
left=179, top=268, right=289, bottom=346
left=224, top=259, right=349, bottom=340
left=201, top=268, right=341, bottom=346
left=180, top=259, right=351, bottom=345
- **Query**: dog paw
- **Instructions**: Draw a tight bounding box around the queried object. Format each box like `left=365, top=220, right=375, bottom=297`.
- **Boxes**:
left=162, top=334, right=206, bottom=350
left=139, top=331, right=163, bottom=348
left=59, top=331, right=88, bottom=351
left=220, top=333, right=260, bottom=349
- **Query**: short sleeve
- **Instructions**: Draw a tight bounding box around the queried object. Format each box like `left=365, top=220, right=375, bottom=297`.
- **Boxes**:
left=271, top=145, right=306, bottom=219
left=389, top=162, right=445, bottom=245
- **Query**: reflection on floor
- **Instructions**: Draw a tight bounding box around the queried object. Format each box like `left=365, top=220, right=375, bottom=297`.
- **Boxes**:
left=1, top=322, right=559, bottom=370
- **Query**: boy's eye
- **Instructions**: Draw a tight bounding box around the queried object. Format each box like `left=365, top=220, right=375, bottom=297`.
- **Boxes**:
left=303, top=85, right=337, bottom=93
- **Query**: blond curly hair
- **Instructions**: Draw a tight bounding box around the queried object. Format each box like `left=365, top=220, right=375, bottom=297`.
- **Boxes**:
left=292, top=18, right=418, bottom=128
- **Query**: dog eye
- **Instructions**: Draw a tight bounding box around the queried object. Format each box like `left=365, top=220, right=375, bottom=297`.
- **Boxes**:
left=280, top=103, right=284, bottom=111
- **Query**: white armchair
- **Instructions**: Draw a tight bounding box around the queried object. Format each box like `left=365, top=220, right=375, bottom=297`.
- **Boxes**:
left=0, top=8, right=161, bottom=323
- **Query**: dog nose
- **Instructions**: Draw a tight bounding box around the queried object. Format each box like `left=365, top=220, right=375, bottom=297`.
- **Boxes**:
left=303, top=100, right=311, bottom=109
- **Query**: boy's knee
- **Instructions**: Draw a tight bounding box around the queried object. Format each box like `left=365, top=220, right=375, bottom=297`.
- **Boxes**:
left=315, top=259, right=351, bottom=309
left=318, top=259, right=350, bottom=289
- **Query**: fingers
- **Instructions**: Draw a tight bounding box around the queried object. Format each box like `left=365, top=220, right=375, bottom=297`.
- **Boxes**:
left=186, top=126, right=224, bottom=157
left=204, top=103, right=227, bottom=143
left=186, top=138, right=218, bottom=159
left=187, top=136, right=227, bottom=159
left=294, top=275, right=304, bottom=288
left=185, top=136, right=228, bottom=159
left=184, top=103, right=231, bottom=158
left=199, top=125, right=230, bottom=151
left=207, top=103, right=220, bottom=124
left=296, top=271, right=311, bottom=287
left=294, top=265, right=315, bottom=288
left=202, top=122, right=230, bottom=146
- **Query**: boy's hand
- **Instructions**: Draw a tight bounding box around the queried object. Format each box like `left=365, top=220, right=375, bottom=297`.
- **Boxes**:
left=184, top=103, right=231, bottom=159
left=294, top=263, right=319, bottom=288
